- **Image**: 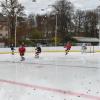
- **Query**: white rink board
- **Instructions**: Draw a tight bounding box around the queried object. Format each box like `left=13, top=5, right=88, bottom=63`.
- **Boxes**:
left=0, top=46, right=100, bottom=53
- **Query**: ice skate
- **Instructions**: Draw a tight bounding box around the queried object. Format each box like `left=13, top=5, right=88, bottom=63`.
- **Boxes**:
left=35, top=53, right=39, bottom=58
left=20, top=57, right=25, bottom=61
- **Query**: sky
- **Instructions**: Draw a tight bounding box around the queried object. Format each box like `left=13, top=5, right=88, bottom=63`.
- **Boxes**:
left=20, top=0, right=100, bottom=15
left=0, top=0, right=100, bottom=15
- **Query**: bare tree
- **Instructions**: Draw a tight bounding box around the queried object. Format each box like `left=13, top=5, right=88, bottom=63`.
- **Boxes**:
left=73, top=9, right=85, bottom=36
left=0, top=0, right=25, bottom=44
left=52, top=0, right=74, bottom=42
left=73, top=9, right=98, bottom=37
left=84, top=10, right=98, bottom=37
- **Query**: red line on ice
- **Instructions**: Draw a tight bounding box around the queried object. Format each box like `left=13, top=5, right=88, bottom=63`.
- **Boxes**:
left=0, top=79, right=100, bottom=100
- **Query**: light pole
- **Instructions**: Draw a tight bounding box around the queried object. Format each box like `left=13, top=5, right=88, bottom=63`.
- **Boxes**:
left=97, top=5, right=100, bottom=46
left=14, top=0, right=19, bottom=47
left=99, top=19, right=100, bottom=46
left=48, top=5, right=58, bottom=46
left=40, top=9, right=48, bottom=38
left=55, top=14, right=57, bottom=46
left=99, top=9, right=100, bottom=46
left=15, top=13, right=17, bottom=47
left=97, top=0, right=100, bottom=46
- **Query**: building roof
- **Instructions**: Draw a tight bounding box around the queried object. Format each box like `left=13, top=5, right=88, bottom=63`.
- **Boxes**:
left=73, top=37, right=99, bottom=42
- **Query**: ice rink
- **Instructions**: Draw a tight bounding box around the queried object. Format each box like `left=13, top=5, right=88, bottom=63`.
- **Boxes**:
left=0, top=52, right=100, bottom=100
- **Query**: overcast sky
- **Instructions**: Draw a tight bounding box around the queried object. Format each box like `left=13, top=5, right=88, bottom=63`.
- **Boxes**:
left=0, top=0, right=100, bottom=15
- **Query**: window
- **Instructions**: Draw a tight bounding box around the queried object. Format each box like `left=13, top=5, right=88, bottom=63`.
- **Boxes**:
left=0, top=34, right=2, bottom=36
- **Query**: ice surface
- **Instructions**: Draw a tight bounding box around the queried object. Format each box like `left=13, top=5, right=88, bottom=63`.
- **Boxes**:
left=0, top=52, right=100, bottom=100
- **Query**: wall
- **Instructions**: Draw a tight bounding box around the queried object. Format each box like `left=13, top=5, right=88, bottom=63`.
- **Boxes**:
left=0, top=46, right=100, bottom=53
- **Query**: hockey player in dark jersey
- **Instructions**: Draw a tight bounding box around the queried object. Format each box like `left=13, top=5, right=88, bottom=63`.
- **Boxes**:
left=10, top=44, right=15, bottom=55
left=35, top=45, right=41, bottom=58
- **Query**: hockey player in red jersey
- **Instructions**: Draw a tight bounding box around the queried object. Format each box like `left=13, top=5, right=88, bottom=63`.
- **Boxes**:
left=19, top=44, right=26, bottom=61
left=64, top=41, right=72, bottom=55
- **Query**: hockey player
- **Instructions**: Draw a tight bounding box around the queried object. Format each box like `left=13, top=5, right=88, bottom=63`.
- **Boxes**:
left=19, top=44, right=26, bottom=61
left=35, top=45, right=41, bottom=58
left=64, top=41, right=72, bottom=55
left=81, top=43, right=87, bottom=53
left=10, top=43, right=15, bottom=55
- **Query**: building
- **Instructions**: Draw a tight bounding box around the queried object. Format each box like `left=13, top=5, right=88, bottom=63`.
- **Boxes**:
left=0, top=13, right=8, bottom=47
left=73, top=37, right=99, bottom=45
left=0, top=13, right=8, bottom=39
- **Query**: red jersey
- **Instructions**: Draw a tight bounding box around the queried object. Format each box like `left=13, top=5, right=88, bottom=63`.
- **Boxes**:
left=19, top=46, right=26, bottom=56
left=64, top=42, right=72, bottom=49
